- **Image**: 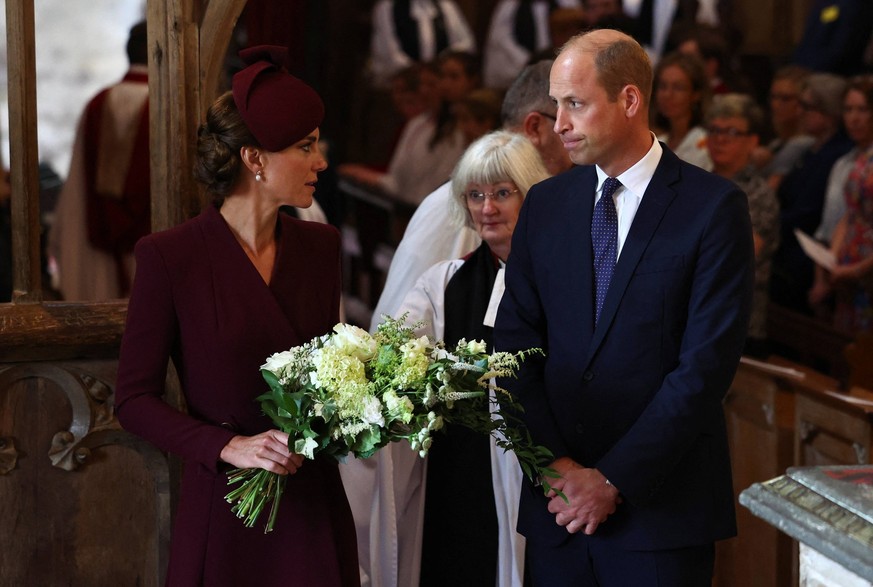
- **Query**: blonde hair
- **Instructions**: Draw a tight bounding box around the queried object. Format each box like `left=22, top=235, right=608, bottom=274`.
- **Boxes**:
left=449, top=130, right=551, bottom=229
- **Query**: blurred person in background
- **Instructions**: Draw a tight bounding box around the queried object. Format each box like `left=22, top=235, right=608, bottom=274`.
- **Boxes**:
left=770, top=72, right=853, bottom=315
left=706, top=93, right=780, bottom=357
left=652, top=51, right=713, bottom=170
left=809, top=75, right=873, bottom=334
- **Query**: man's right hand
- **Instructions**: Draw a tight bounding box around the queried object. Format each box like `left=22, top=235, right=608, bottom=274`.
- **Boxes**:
left=546, top=457, right=621, bottom=535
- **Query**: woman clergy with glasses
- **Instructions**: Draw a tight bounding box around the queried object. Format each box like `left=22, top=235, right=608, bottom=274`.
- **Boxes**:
left=391, top=130, right=550, bottom=587
left=114, top=46, right=359, bottom=587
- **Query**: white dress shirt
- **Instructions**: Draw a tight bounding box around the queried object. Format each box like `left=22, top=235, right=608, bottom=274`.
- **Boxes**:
left=594, top=134, right=663, bottom=258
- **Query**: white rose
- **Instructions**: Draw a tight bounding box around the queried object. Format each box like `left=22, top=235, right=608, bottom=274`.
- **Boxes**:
left=466, top=339, right=487, bottom=355
left=401, top=335, right=430, bottom=358
left=261, top=350, right=297, bottom=375
left=330, top=323, right=377, bottom=362
left=361, top=395, right=385, bottom=427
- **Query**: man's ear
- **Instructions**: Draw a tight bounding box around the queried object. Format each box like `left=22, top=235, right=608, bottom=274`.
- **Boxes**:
left=521, top=111, right=549, bottom=146
left=623, top=85, right=644, bottom=118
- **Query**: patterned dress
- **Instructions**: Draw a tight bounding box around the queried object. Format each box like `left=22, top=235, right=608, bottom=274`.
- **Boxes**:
left=835, top=145, right=873, bottom=334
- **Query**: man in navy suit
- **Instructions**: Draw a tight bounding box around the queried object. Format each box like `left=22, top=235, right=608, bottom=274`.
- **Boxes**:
left=494, top=28, right=754, bottom=585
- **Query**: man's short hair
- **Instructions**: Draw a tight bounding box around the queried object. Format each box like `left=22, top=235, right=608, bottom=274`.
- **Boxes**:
left=562, top=30, right=653, bottom=105
left=501, top=60, right=555, bottom=129
left=127, top=21, right=148, bottom=66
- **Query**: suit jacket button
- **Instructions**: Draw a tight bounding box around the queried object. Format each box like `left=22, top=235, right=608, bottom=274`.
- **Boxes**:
left=575, top=424, right=584, bottom=434
left=582, top=371, right=594, bottom=382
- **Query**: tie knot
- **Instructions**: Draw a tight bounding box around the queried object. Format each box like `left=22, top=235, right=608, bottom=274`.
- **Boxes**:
left=601, top=177, right=621, bottom=201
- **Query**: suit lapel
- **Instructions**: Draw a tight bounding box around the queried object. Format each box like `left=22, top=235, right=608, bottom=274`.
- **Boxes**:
left=563, top=168, right=597, bottom=337
left=586, top=149, right=682, bottom=361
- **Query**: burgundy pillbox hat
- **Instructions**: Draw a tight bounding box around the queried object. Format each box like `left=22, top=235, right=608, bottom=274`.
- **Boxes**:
left=231, top=45, right=324, bottom=152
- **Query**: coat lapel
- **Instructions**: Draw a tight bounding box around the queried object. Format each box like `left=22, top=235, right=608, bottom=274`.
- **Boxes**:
left=561, top=168, right=597, bottom=338
left=199, top=206, right=302, bottom=349
left=586, top=149, right=682, bottom=361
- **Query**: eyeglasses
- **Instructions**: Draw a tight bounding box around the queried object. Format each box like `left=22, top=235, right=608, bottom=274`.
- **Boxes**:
left=536, top=111, right=557, bottom=121
left=706, top=126, right=752, bottom=139
left=465, top=188, right=520, bottom=205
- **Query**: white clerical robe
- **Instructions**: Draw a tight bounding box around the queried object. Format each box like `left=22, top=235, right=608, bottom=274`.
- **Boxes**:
left=342, top=258, right=523, bottom=587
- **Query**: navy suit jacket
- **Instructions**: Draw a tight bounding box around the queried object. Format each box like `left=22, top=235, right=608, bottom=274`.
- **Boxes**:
left=494, top=146, right=754, bottom=551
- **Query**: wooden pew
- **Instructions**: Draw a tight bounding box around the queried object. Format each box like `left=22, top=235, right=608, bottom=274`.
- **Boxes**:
left=845, top=332, right=873, bottom=390
left=717, top=356, right=840, bottom=587
left=766, top=302, right=854, bottom=385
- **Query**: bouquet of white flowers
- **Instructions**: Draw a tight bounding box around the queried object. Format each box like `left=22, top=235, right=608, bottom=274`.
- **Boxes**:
left=225, top=314, right=554, bottom=532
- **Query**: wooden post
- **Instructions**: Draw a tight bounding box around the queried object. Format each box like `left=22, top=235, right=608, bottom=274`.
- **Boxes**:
left=4, top=0, right=41, bottom=303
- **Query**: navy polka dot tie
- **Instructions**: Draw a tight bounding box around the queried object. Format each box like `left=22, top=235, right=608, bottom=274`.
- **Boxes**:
left=592, top=177, right=620, bottom=327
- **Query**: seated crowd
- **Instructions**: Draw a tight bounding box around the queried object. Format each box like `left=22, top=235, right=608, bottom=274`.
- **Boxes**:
left=335, top=0, right=873, bottom=351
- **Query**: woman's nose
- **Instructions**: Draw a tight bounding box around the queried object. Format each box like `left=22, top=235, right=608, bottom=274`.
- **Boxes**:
left=481, top=198, right=498, bottom=214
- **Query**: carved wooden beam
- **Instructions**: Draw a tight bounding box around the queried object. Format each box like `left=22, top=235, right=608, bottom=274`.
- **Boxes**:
left=0, top=301, right=127, bottom=362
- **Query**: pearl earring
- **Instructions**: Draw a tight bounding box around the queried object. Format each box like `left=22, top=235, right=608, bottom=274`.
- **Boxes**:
left=255, top=170, right=263, bottom=182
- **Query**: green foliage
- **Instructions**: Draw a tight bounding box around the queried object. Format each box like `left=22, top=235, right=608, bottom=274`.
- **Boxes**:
left=226, top=315, right=555, bottom=533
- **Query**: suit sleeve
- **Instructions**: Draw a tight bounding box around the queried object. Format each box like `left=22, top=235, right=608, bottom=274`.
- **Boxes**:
left=115, top=238, right=235, bottom=472
left=494, top=191, right=571, bottom=460
left=597, top=186, right=754, bottom=504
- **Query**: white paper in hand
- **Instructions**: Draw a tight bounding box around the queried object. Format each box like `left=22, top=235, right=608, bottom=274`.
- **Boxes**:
left=794, top=229, right=837, bottom=271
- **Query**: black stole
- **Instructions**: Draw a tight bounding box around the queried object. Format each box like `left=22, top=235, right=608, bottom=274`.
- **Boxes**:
left=513, top=0, right=559, bottom=54
left=393, top=0, right=449, bottom=62
left=443, top=241, right=500, bottom=349
left=419, top=241, right=501, bottom=587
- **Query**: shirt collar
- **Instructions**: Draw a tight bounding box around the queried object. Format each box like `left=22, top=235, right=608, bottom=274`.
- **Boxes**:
left=595, top=133, right=663, bottom=198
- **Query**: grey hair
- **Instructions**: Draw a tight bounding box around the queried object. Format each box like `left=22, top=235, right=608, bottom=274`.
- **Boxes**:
left=449, top=130, right=551, bottom=229
left=501, top=60, right=555, bottom=130
left=706, top=93, right=766, bottom=136
left=804, top=73, right=849, bottom=120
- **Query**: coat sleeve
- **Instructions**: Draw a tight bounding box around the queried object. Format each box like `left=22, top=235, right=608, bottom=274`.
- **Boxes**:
left=114, top=237, right=235, bottom=472
left=494, top=192, right=571, bottom=460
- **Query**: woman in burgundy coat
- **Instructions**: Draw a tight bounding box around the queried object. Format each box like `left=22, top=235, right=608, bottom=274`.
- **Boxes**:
left=114, top=46, right=359, bottom=587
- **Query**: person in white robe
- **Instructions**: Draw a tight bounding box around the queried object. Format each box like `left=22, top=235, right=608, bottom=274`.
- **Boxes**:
left=392, top=130, right=551, bottom=586
left=482, top=0, right=581, bottom=90
left=369, top=0, right=476, bottom=88
left=48, top=22, right=149, bottom=301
